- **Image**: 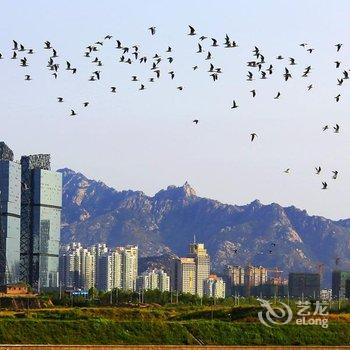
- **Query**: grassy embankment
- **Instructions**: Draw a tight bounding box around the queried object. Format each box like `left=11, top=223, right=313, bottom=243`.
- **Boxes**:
left=0, top=305, right=348, bottom=345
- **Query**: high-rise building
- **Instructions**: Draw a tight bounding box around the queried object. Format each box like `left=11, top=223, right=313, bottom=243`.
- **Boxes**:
left=97, top=253, right=112, bottom=291
left=188, top=242, right=210, bottom=297
left=0, top=143, right=21, bottom=284
left=172, top=242, right=211, bottom=296
left=204, top=274, right=226, bottom=299
left=110, top=249, right=122, bottom=290
left=332, top=270, right=350, bottom=299
left=80, top=248, right=96, bottom=290
left=172, top=257, right=196, bottom=294
left=288, top=273, right=320, bottom=298
left=60, top=243, right=138, bottom=292
left=20, top=154, right=62, bottom=290
left=136, top=268, right=170, bottom=292
left=0, top=143, right=61, bottom=290
left=244, top=265, right=268, bottom=296
left=227, top=265, right=245, bottom=295
left=121, top=245, right=138, bottom=291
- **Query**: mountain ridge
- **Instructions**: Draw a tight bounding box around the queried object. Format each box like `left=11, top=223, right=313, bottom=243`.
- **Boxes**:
left=58, top=168, right=350, bottom=285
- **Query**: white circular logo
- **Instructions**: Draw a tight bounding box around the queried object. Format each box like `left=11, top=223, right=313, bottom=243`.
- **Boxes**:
left=257, top=298, right=293, bottom=327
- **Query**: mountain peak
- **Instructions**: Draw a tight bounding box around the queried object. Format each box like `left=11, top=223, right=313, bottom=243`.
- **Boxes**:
left=155, top=182, right=197, bottom=200
left=182, top=181, right=197, bottom=197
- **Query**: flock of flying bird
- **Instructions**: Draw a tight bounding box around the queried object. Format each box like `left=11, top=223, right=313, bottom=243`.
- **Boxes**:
left=2, top=25, right=346, bottom=190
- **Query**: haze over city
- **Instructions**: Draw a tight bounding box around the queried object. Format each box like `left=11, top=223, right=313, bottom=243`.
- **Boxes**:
left=1, top=0, right=350, bottom=219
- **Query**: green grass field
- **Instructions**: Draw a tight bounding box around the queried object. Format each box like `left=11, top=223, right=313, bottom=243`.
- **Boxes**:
left=0, top=305, right=348, bottom=345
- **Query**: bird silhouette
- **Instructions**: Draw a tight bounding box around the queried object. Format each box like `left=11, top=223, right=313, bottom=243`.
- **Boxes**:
left=188, top=25, right=196, bottom=36
left=231, top=100, right=238, bottom=109
left=148, top=27, right=156, bottom=35
left=250, top=133, right=257, bottom=142
left=335, top=43, right=342, bottom=52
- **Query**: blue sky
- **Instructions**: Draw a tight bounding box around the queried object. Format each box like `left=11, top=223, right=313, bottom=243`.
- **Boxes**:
left=1, top=0, right=350, bottom=219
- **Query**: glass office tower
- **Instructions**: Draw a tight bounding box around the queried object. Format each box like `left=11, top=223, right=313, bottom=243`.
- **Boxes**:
left=0, top=143, right=21, bottom=284
left=21, top=154, right=62, bottom=290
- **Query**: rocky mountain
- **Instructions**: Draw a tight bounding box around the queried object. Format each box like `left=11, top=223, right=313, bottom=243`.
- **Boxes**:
left=59, top=168, right=350, bottom=285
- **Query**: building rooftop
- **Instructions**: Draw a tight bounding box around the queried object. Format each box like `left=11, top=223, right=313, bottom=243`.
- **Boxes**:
left=0, top=142, right=14, bottom=161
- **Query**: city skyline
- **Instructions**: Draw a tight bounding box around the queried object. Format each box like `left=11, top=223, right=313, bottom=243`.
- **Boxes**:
left=1, top=0, right=350, bottom=219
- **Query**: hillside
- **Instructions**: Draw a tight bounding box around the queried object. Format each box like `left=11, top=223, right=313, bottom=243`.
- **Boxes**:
left=59, top=168, right=350, bottom=283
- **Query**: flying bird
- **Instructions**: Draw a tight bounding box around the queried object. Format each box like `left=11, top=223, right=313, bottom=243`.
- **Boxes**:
left=332, top=171, right=338, bottom=180
left=250, top=133, right=257, bottom=142
left=335, top=43, right=342, bottom=52
left=188, top=25, right=196, bottom=36
left=231, top=100, right=238, bottom=109
left=148, top=27, right=156, bottom=35
left=322, top=182, right=328, bottom=190
left=211, top=38, right=219, bottom=47
left=274, top=92, right=281, bottom=99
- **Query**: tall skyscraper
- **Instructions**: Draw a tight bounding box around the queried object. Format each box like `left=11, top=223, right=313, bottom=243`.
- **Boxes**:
left=121, top=245, right=138, bottom=291
left=20, top=154, right=62, bottom=289
left=188, top=242, right=210, bottom=297
left=172, top=242, right=210, bottom=296
left=0, top=143, right=21, bottom=284
left=0, top=144, right=62, bottom=290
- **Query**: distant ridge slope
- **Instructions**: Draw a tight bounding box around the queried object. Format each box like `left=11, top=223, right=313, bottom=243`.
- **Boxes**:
left=59, top=168, right=350, bottom=283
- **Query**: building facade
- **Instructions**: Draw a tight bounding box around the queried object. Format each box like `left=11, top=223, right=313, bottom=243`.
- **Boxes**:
left=60, top=243, right=138, bottom=292
left=288, top=273, right=320, bottom=298
left=204, top=274, right=226, bottom=299
left=0, top=143, right=61, bottom=290
left=172, top=242, right=211, bottom=296
left=136, top=269, right=170, bottom=292
left=0, top=143, right=21, bottom=284
left=227, top=265, right=245, bottom=296
left=332, top=270, right=350, bottom=299
left=189, top=243, right=210, bottom=297
left=172, top=257, right=196, bottom=294
left=31, top=167, right=62, bottom=289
